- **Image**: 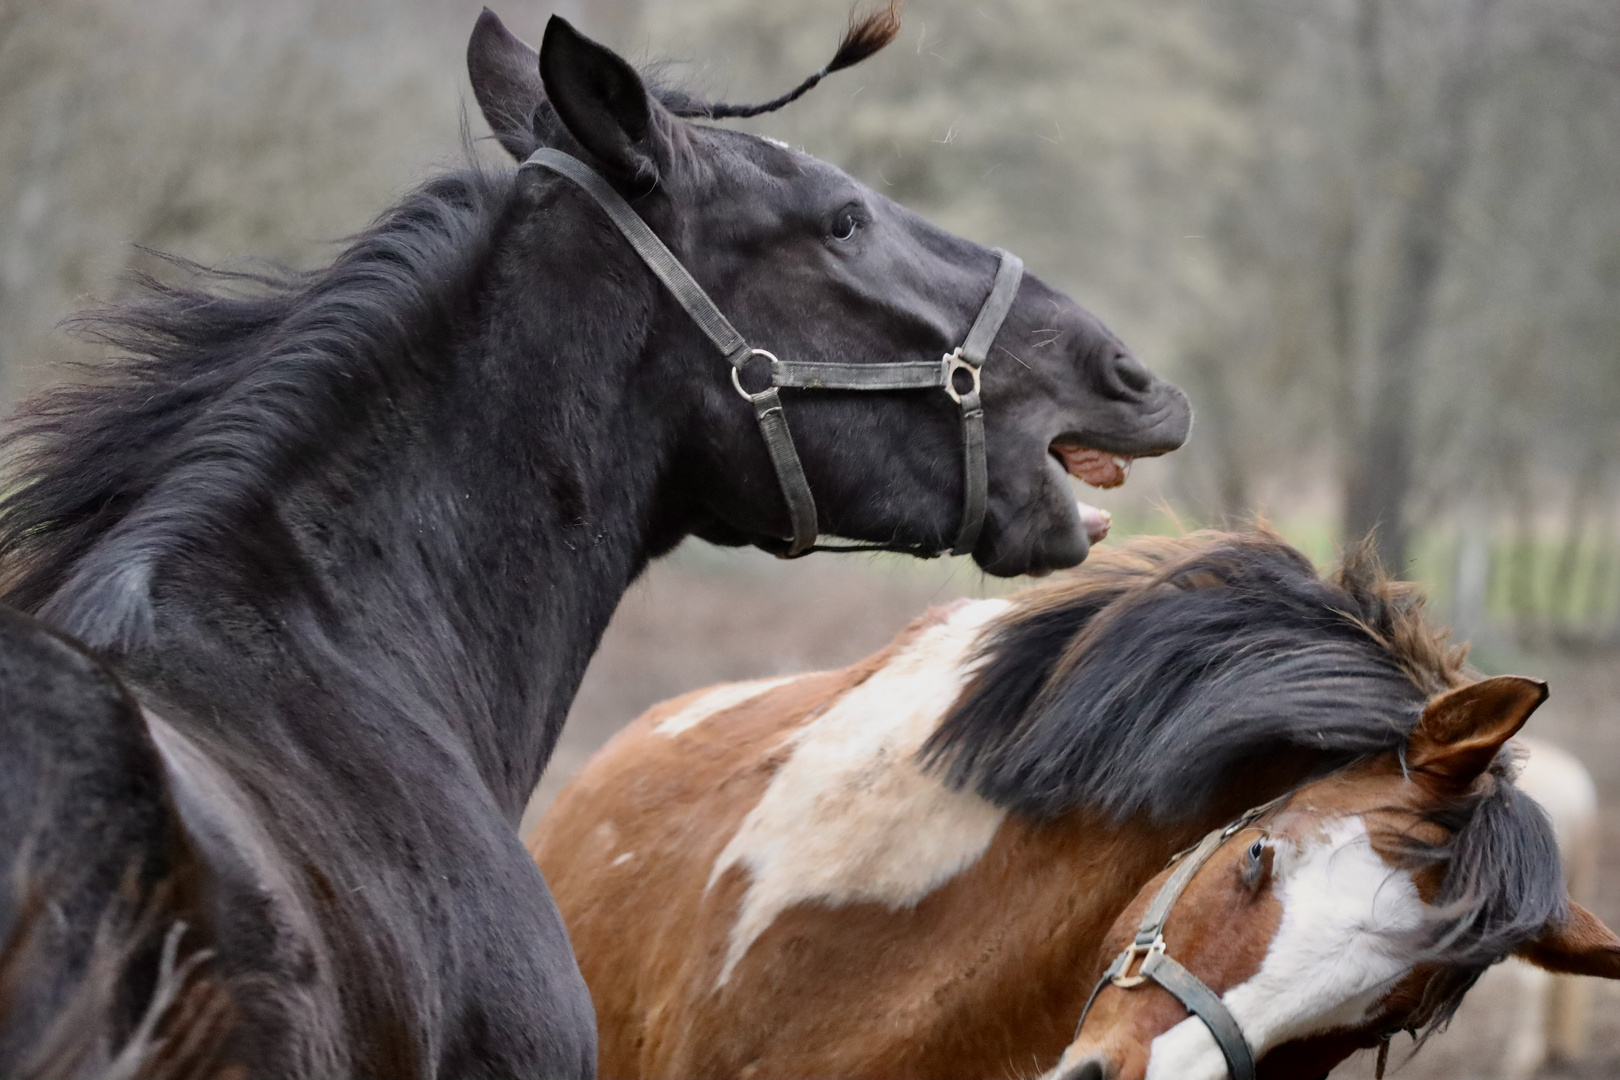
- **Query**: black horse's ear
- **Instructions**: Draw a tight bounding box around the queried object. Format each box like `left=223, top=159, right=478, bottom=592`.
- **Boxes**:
left=468, top=9, right=545, bottom=161
left=539, top=15, right=661, bottom=190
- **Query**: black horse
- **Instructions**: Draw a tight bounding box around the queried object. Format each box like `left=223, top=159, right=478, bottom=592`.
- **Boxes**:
left=0, top=8, right=1189, bottom=1078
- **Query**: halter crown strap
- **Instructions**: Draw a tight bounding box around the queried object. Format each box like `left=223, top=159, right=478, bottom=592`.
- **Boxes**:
left=523, top=148, right=752, bottom=369
left=521, top=147, right=1022, bottom=560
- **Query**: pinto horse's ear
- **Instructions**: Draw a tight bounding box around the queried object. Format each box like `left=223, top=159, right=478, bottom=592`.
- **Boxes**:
left=1405, top=675, right=1548, bottom=786
left=468, top=9, right=545, bottom=161
left=540, top=16, right=662, bottom=191
left=1518, top=902, right=1620, bottom=979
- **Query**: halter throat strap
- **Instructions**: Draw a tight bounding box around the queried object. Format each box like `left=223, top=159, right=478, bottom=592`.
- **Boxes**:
left=1071, top=801, right=1284, bottom=1080
left=520, top=148, right=1022, bottom=558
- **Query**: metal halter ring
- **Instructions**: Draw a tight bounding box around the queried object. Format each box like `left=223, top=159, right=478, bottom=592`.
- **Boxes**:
left=731, top=348, right=780, bottom=402
left=1110, top=936, right=1166, bottom=989
left=942, top=349, right=982, bottom=405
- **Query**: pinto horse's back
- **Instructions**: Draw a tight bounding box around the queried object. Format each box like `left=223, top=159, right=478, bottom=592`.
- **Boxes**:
left=528, top=601, right=1008, bottom=1079
left=528, top=670, right=832, bottom=1076
left=0, top=605, right=204, bottom=1077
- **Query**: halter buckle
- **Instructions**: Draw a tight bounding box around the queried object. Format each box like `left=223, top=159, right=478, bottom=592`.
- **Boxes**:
left=731, top=349, right=780, bottom=401
left=942, top=349, right=982, bottom=404
left=1110, top=935, right=1166, bottom=989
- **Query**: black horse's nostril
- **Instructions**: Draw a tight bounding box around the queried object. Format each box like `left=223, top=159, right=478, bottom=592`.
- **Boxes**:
left=1058, top=1055, right=1115, bottom=1080
left=1111, top=351, right=1154, bottom=396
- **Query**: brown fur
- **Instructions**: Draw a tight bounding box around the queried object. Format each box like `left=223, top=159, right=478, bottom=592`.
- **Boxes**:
left=530, top=534, right=1608, bottom=1079
left=1057, top=676, right=1620, bottom=1080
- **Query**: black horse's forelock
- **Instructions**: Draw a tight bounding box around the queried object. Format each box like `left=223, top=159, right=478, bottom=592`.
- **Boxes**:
left=663, top=1, right=903, bottom=122
left=920, top=532, right=1467, bottom=822
left=0, top=162, right=514, bottom=640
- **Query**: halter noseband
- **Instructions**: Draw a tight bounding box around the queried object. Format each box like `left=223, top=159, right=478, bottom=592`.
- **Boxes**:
left=1071, top=800, right=1287, bottom=1080
left=522, top=148, right=1024, bottom=559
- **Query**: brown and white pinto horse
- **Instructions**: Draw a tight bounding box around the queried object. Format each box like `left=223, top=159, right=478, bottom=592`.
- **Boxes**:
left=1045, top=693, right=1620, bottom=1080
left=530, top=532, right=1620, bottom=1079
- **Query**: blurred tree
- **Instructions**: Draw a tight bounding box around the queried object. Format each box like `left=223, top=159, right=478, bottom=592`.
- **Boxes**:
left=4, top=0, right=1619, bottom=626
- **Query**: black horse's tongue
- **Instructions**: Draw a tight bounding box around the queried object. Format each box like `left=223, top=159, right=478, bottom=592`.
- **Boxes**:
left=1053, top=444, right=1125, bottom=545
left=1053, top=444, right=1133, bottom=489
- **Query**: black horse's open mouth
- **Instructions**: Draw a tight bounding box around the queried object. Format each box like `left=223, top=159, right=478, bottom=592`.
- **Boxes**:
left=1050, top=441, right=1135, bottom=544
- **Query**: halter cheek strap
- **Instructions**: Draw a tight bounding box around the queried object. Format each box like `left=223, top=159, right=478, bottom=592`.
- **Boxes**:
left=1071, top=803, right=1281, bottom=1080
left=521, top=148, right=1023, bottom=559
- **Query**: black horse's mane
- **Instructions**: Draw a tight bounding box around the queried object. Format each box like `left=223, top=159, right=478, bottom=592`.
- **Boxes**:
left=0, top=163, right=515, bottom=640
left=922, top=529, right=1568, bottom=1033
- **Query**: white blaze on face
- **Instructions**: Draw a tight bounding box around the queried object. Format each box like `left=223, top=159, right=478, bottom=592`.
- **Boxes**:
left=1144, top=816, right=1424, bottom=1080
left=707, top=599, right=1012, bottom=986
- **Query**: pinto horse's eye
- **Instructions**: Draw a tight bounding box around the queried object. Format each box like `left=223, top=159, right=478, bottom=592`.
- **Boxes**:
left=1240, top=837, right=1271, bottom=893
left=829, top=206, right=862, bottom=242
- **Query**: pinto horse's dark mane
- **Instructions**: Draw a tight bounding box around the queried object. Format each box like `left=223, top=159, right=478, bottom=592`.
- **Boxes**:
left=1381, top=755, right=1567, bottom=1037
left=922, top=529, right=1467, bottom=821
left=923, top=529, right=1568, bottom=1033
left=0, top=164, right=513, bottom=635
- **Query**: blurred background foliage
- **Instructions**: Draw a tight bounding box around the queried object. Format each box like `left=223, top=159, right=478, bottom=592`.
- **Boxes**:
left=4, top=0, right=1619, bottom=653
left=6, top=2, right=1620, bottom=1073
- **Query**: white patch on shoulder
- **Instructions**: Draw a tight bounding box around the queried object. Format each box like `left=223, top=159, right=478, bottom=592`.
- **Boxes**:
left=708, top=600, right=1012, bottom=986
left=611, top=851, right=635, bottom=867
left=655, top=676, right=797, bottom=737
left=761, top=135, right=791, bottom=150
left=1145, top=816, right=1424, bottom=1080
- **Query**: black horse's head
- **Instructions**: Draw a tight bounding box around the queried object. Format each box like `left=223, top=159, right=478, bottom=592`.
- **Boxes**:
left=468, top=8, right=1191, bottom=576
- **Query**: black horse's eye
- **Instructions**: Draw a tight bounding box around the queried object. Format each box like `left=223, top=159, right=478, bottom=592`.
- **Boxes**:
left=1248, top=839, right=1265, bottom=861
left=830, top=206, right=862, bottom=242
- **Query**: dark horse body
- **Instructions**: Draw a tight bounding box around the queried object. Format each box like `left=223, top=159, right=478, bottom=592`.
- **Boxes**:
left=0, top=9, right=1188, bottom=1079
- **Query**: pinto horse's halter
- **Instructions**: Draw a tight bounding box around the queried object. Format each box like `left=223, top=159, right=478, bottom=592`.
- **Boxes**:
left=1071, top=800, right=1286, bottom=1080
left=522, top=148, right=1024, bottom=558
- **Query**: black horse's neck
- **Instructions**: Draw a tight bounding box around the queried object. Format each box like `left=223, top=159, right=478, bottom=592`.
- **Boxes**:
left=279, top=258, right=682, bottom=817
left=5, top=165, right=697, bottom=822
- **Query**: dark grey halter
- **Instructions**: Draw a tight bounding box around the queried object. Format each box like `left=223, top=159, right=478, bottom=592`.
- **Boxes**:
left=1070, top=802, right=1283, bottom=1080
left=522, top=148, right=1024, bottom=558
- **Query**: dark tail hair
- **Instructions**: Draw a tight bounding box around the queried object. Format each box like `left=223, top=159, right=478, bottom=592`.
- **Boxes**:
left=673, top=1, right=902, bottom=120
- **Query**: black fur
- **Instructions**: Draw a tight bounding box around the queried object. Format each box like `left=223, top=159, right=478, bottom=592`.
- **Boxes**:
left=0, top=11, right=1191, bottom=1078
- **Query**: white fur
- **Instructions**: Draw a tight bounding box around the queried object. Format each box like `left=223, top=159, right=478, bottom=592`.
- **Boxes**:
left=1145, top=816, right=1425, bottom=1080
left=654, top=676, right=795, bottom=737
left=708, top=600, right=1011, bottom=986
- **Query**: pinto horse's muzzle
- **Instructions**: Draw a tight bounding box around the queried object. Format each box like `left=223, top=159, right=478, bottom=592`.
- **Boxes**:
left=523, top=148, right=1022, bottom=559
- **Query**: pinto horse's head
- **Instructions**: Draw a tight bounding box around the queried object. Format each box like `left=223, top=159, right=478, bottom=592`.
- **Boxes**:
left=467, top=8, right=1190, bottom=576
left=1049, top=675, right=1620, bottom=1080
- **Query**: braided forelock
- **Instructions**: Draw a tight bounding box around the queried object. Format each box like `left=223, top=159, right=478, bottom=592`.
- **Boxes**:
left=670, top=1, right=902, bottom=121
